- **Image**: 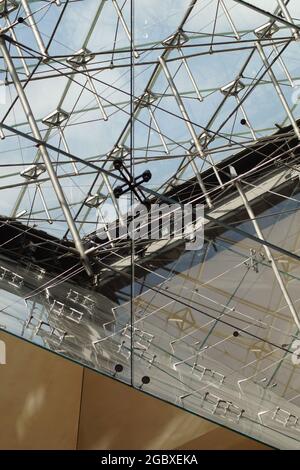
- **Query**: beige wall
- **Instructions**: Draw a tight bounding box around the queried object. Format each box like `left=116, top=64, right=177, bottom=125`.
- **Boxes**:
left=178, top=427, right=270, bottom=450
left=0, top=331, right=270, bottom=450
left=78, top=369, right=269, bottom=450
left=77, top=369, right=216, bottom=450
left=0, top=331, right=83, bottom=449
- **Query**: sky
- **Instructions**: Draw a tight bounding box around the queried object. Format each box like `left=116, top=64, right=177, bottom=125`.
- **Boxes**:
left=0, top=0, right=299, bottom=238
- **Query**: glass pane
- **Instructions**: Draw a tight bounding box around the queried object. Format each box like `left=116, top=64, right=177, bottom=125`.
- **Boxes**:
left=0, top=0, right=136, bottom=385
left=132, top=0, right=300, bottom=449
left=0, top=0, right=300, bottom=451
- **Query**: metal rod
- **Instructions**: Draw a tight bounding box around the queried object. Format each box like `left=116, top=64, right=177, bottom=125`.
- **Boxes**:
left=58, top=128, right=79, bottom=175
left=85, top=68, right=108, bottom=121
left=219, top=0, right=240, bottom=40
left=36, top=183, right=53, bottom=224
left=178, top=49, right=203, bottom=101
left=256, top=41, right=300, bottom=140
left=11, top=0, right=107, bottom=218
left=140, top=184, right=300, bottom=267
left=0, top=37, right=92, bottom=275
left=148, top=107, right=169, bottom=154
left=186, top=152, right=216, bottom=193
left=84, top=1, right=200, bottom=223
left=207, top=154, right=224, bottom=188
left=11, top=129, right=52, bottom=217
left=159, top=56, right=212, bottom=208
left=236, top=95, right=257, bottom=140
left=232, top=0, right=300, bottom=32
left=5, top=17, right=30, bottom=76
left=235, top=179, right=300, bottom=331
left=21, top=0, right=47, bottom=58
left=97, top=206, right=115, bottom=248
left=112, top=0, right=139, bottom=59
left=272, top=42, right=294, bottom=88
left=102, top=173, right=126, bottom=228
left=276, top=0, right=300, bottom=39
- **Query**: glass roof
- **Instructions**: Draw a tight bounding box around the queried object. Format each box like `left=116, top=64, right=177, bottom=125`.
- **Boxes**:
left=0, top=0, right=300, bottom=449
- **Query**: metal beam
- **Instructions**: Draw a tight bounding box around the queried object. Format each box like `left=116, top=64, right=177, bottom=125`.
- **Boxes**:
left=232, top=0, right=300, bottom=32
left=0, top=36, right=92, bottom=276
left=234, top=178, right=300, bottom=331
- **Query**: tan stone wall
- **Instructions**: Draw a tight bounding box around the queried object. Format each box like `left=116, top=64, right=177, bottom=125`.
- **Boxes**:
left=77, top=369, right=216, bottom=450
left=0, top=331, right=270, bottom=450
left=0, top=331, right=83, bottom=449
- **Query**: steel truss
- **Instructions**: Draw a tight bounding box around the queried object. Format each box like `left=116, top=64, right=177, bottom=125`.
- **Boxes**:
left=0, top=0, right=299, bottom=449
